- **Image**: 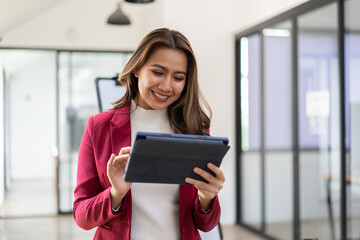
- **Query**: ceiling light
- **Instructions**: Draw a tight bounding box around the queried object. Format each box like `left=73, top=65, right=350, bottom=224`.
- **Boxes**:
left=107, top=2, right=131, bottom=25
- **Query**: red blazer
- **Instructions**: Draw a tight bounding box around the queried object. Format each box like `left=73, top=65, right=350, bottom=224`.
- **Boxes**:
left=73, top=104, right=221, bottom=240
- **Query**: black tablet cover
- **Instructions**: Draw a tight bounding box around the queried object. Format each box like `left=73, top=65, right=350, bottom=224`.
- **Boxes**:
left=124, top=132, right=230, bottom=184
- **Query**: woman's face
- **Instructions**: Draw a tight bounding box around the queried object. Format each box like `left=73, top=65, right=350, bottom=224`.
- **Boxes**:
left=135, top=47, right=187, bottom=110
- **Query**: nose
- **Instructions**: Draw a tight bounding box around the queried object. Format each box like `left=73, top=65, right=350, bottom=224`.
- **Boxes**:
left=158, top=75, right=172, bottom=92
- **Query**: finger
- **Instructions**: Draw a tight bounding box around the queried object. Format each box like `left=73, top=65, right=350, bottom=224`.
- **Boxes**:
left=187, top=166, right=224, bottom=191
left=185, top=178, right=206, bottom=190
left=193, top=167, right=216, bottom=184
left=113, top=155, right=129, bottom=166
left=107, top=154, right=115, bottom=167
left=107, top=154, right=116, bottom=175
left=207, top=163, right=226, bottom=182
left=119, top=147, right=131, bottom=156
left=185, top=177, right=215, bottom=192
left=186, top=177, right=218, bottom=197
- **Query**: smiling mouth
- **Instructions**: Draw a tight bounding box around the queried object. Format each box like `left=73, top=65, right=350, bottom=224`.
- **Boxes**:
left=152, top=90, right=169, bottom=100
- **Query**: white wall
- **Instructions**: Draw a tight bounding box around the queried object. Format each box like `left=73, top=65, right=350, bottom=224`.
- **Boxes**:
left=6, top=51, right=57, bottom=179
left=0, top=0, right=309, bottom=224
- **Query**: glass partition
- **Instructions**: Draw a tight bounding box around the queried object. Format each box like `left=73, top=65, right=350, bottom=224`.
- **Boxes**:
left=0, top=49, right=132, bottom=215
left=240, top=34, right=262, bottom=229
left=57, top=51, right=131, bottom=212
left=345, top=0, right=360, bottom=238
left=263, top=21, right=292, bottom=150
left=0, top=50, right=57, bottom=216
left=236, top=1, right=357, bottom=239
left=0, top=60, right=4, bottom=207
left=298, top=3, right=340, bottom=240
left=263, top=21, right=293, bottom=240
left=241, top=35, right=262, bottom=152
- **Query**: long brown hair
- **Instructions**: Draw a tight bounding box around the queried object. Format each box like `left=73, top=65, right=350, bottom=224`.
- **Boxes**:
left=113, top=28, right=211, bottom=135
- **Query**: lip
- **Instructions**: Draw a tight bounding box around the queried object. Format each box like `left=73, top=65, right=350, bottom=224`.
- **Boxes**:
left=152, top=90, right=170, bottom=101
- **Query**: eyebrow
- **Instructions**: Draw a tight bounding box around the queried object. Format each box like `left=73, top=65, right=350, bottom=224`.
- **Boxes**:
left=150, top=64, right=187, bottom=75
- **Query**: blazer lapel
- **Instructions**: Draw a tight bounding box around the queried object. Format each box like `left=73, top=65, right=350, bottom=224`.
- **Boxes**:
left=110, top=104, right=132, bottom=155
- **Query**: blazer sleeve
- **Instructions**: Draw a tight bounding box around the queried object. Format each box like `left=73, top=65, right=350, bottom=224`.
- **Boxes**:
left=73, top=117, right=122, bottom=230
left=193, top=195, right=221, bottom=232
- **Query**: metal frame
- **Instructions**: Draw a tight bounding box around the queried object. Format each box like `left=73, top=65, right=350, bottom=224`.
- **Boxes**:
left=337, top=0, right=346, bottom=239
left=0, top=46, right=133, bottom=53
left=291, top=16, right=300, bottom=240
left=234, top=0, right=349, bottom=239
left=235, top=37, right=242, bottom=225
left=260, top=31, right=266, bottom=233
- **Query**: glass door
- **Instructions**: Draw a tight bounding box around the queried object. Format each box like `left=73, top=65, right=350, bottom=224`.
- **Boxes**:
left=57, top=51, right=131, bottom=212
left=297, top=3, right=340, bottom=240
left=263, top=21, right=293, bottom=240
left=0, top=49, right=57, bottom=217
left=345, top=0, right=360, bottom=238
left=239, top=33, right=263, bottom=230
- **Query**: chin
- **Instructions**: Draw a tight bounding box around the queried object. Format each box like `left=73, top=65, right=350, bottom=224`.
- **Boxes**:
left=152, top=104, right=168, bottom=110
left=151, top=101, right=172, bottom=110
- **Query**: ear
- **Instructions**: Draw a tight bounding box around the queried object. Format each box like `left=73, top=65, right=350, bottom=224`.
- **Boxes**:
left=134, top=69, right=139, bottom=78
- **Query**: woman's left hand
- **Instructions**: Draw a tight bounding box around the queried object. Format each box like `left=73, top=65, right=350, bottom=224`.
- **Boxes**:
left=185, top=163, right=225, bottom=212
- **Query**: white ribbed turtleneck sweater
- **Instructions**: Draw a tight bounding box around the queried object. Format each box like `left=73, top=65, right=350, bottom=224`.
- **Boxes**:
left=130, top=101, right=180, bottom=240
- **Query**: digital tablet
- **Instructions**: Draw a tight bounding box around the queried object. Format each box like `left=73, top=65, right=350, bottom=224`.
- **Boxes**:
left=124, top=132, right=230, bottom=184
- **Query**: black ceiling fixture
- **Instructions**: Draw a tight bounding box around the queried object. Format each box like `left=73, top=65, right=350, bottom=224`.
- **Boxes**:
left=107, top=2, right=131, bottom=25
left=107, top=0, right=154, bottom=25
left=125, top=0, right=154, bottom=3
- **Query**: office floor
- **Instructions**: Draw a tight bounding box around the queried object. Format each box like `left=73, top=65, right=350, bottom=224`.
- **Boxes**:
left=1, top=180, right=359, bottom=240
left=0, top=180, right=57, bottom=217
left=0, top=215, right=268, bottom=240
left=0, top=179, right=265, bottom=240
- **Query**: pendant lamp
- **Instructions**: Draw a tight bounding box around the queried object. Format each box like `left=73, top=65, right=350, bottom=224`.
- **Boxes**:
left=125, top=0, right=154, bottom=3
left=107, top=2, right=131, bottom=25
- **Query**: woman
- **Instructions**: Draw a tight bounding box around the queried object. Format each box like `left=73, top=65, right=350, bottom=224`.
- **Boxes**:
left=73, top=28, right=225, bottom=240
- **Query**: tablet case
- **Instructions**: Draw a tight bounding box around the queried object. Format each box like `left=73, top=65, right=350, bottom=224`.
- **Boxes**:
left=124, top=132, right=230, bottom=184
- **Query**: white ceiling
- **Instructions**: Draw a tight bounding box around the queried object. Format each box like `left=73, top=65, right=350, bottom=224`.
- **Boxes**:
left=1, top=0, right=359, bottom=41
left=0, top=0, right=64, bottom=37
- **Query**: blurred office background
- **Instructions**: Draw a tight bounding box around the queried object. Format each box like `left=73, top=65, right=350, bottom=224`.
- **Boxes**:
left=0, top=0, right=359, bottom=239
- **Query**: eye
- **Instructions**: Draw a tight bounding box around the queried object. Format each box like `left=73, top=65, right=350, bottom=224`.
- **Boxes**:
left=174, top=76, right=185, bottom=81
left=152, top=70, right=163, bottom=76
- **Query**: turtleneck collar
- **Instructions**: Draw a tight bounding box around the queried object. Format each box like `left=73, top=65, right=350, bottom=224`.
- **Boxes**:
left=130, top=99, right=168, bottom=128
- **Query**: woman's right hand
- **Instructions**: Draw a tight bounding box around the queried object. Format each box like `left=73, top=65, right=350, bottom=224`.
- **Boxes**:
left=107, top=147, right=132, bottom=209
